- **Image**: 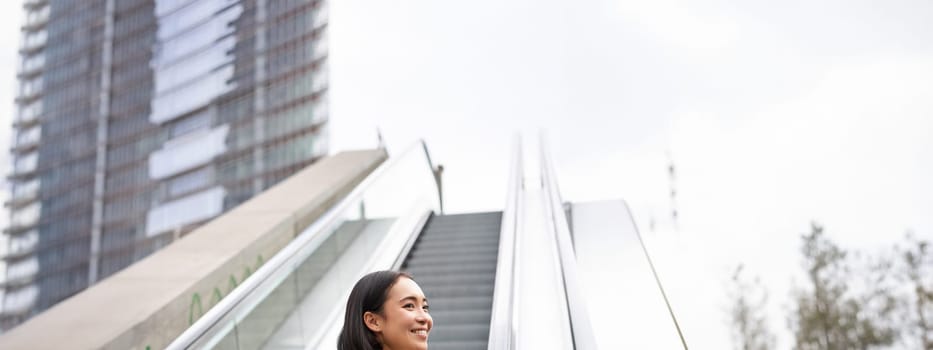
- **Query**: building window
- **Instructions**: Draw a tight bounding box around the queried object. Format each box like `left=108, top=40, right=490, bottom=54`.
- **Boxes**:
left=14, top=152, right=38, bottom=175
left=168, top=166, right=212, bottom=197
left=169, top=108, right=212, bottom=138
left=8, top=229, right=39, bottom=255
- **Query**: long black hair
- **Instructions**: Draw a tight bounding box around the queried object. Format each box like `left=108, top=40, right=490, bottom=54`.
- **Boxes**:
left=338, top=270, right=412, bottom=350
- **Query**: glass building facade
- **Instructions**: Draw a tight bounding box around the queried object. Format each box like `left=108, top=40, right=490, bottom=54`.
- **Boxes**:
left=0, top=0, right=329, bottom=331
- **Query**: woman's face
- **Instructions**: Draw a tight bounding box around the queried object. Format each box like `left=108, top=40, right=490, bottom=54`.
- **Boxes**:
left=366, top=277, right=433, bottom=350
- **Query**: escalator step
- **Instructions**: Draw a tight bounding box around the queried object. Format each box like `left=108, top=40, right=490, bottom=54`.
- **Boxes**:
left=415, top=235, right=498, bottom=245
left=427, top=324, right=490, bottom=342
left=413, top=239, right=499, bottom=250
left=428, top=309, right=492, bottom=325
left=406, top=253, right=498, bottom=266
left=424, top=296, right=494, bottom=310
left=423, top=226, right=499, bottom=234
left=423, top=284, right=495, bottom=299
left=412, top=272, right=496, bottom=286
left=429, top=341, right=488, bottom=350
left=405, top=263, right=497, bottom=279
left=408, top=245, right=498, bottom=258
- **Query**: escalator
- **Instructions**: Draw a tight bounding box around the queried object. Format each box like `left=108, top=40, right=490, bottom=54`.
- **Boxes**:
left=6, top=137, right=688, bottom=350
left=400, top=212, right=502, bottom=350
left=167, top=138, right=604, bottom=350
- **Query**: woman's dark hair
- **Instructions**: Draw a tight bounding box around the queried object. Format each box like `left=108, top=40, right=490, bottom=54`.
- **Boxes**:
left=338, top=270, right=412, bottom=350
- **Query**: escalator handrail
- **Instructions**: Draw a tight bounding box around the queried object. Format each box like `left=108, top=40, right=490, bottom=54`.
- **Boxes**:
left=167, top=140, right=438, bottom=350
left=487, top=136, right=523, bottom=350
left=539, top=134, right=599, bottom=350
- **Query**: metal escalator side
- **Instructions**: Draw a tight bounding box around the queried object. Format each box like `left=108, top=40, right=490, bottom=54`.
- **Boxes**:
left=167, top=141, right=441, bottom=350
left=538, top=134, right=598, bottom=350
left=485, top=135, right=587, bottom=350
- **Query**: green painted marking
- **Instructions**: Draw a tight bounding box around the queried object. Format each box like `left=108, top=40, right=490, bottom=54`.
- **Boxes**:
left=242, top=265, right=252, bottom=281
left=189, top=293, right=203, bottom=326
left=210, top=287, right=224, bottom=306
left=185, top=254, right=269, bottom=326
left=227, top=275, right=238, bottom=293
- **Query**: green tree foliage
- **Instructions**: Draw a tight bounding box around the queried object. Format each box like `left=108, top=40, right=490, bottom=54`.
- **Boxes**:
left=789, top=223, right=898, bottom=350
left=728, top=264, right=776, bottom=350
left=896, top=234, right=933, bottom=349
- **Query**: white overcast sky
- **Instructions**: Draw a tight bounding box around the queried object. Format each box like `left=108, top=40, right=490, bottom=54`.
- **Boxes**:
left=329, top=0, right=933, bottom=348
left=2, top=0, right=933, bottom=348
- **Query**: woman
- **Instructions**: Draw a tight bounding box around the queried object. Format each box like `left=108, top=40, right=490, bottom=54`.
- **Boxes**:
left=338, top=270, right=433, bottom=350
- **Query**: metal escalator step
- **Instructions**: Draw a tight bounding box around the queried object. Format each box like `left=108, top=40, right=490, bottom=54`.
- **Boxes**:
left=416, top=235, right=497, bottom=244
left=422, top=220, right=498, bottom=227
left=425, top=296, right=494, bottom=311
left=410, top=238, right=496, bottom=249
left=413, top=239, right=499, bottom=249
left=408, top=247, right=498, bottom=260
left=422, top=223, right=500, bottom=233
left=427, top=324, right=490, bottom=342
left=416, top=233, right=498, bottom=241
left=424, top=217, right=501, bottom=226
left=421, top=222, right=499, bottom=230
left=419, top=224, right=501, bottom=233
left=422, top=229, right=498, bottom=237
left=418, top=281, right=495, bottom=295
left=422, top=283, right=494, bottom=299
left=426, top=211, right=501, bottom=221
left=406, top=261, right=496, bottom=272
left=411, top=239, right=498, bottom=251
left=406, top=254, right=498, bottom=266
left=428, top=309, right=492, bottom=325
left=428, top=341, right=488, bottom=350
left=405, top=263, right=497, bottom=278
left=423, top=222, right=499, bottom=229
left=415, top=234, right=498, bottom=245
left=409, top=272, right=496, bottom=286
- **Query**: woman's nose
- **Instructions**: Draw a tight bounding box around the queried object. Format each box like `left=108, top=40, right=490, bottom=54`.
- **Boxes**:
left=416, top=310, right=431, bottom=324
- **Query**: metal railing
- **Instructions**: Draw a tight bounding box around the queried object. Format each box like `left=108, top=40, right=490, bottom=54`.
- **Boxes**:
left=487, top=136, right=523, bottom=350
left=167, top=140, right=440, bottom=350
left=539, top=134, right=599, bottom=350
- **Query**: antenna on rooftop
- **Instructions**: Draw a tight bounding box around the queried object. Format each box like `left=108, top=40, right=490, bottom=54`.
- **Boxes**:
left=376, top=127, right=385, bottom=149
left=667, top=150, right=679, bottom=232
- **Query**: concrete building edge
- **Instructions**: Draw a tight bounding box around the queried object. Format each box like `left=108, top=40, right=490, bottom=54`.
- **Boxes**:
left=0, top=149, right=387, bottom=350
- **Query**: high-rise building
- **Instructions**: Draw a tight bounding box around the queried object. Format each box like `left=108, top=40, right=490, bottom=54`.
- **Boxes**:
left=0, top=0, right=329, bottom=330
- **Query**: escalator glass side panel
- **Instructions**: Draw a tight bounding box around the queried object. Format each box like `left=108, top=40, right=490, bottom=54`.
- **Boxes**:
left=570, top=200, right=686, bottom=349
left=173, top=142, right=439, bottom=350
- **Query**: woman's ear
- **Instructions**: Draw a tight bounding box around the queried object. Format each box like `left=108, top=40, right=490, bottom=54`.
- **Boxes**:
left=363, top=311, right=383, bottom=332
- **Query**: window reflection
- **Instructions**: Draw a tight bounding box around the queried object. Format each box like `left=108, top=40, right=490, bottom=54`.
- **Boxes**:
left=11, top=202, right=41, bottom=228
left=168, top=167, right=213, bottom=197
left=151, top=65, right=235, bottom=123
left=14, top=152, right=38, bottom=175
left=146, top=186, right=225, bottom=236
left=151, top=2, right=240, bottom=124
left=9, top=229, right=39, bottom=255
left=158, top=0, right=228, bottom=40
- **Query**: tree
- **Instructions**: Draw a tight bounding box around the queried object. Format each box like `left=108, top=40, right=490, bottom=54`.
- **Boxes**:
left=789, top=223, right=898, bottom=350
left=727, top=264, right=776, bottom=350
left=896, top=233, right=933, bottom=349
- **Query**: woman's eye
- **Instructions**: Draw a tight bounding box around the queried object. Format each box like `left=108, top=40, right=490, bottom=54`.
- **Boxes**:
left=404, top=303, right=415, bottom=309
left=422, top=305, right=430, bottom=312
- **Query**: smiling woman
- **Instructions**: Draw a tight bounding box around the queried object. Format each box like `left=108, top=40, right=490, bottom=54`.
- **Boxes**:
left=339, top=271, right=433, bottom=350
